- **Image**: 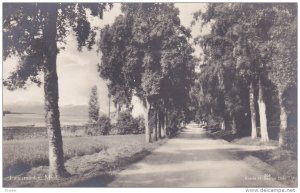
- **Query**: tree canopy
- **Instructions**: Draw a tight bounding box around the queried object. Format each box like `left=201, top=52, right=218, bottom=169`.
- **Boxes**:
left=192, top=3, right=297, bottom=142
left=3, top=3, right=113, bottom=90
left=99, top=3, right=197, bottom=142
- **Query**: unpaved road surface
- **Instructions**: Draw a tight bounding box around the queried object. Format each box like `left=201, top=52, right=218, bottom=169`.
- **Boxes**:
left=107, top=124, right=285, bottom=187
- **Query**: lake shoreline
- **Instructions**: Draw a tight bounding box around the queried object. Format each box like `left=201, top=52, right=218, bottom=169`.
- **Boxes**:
left=3, top=113, right=88, bottom=127
left=3, top=125, right=90, bottom=140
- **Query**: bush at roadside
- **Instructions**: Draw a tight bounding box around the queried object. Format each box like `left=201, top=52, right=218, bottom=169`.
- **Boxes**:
left=111, top=111, right=144, bottom=135
left=282, top=128, right=297, bottom=153
left=86, top=115, right=112, bottom=135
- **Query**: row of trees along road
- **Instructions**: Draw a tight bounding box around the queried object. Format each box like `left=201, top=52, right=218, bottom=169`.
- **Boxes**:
left=191, top=3, right=297, bottom=146
left=2, top=2, right=297, bottom=179
left=98, top=3, right=197, bottom=142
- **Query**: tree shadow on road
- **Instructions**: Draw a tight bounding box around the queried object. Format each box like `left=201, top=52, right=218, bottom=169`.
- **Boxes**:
left=105, top=147, right=288, bottom=187
left=70, top=149, right=153, bottom=187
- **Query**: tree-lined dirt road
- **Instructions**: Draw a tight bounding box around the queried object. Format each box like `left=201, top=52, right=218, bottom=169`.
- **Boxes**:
left=107, top=124, right=284, bottom=187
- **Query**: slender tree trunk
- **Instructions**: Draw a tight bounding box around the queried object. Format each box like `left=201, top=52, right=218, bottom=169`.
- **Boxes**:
left=153, top=110, right=158, bottom=141
left=108, top=94, right=111, bottom=119
left=224, top=114, right=230, bottom=131
left=43, top=5, right=68, bottom=179
left=231, top=117, right=237, bottom=134
left=161, top=110, right=165, bottom=138
left=162, top=105, right=167, bottom=138
left=221, top=117, right=225, bottom=130
left=144, top=98, right=151, bottom=143
left=158, top=111, right=162, bottom=138
left=258, top=78, right=269, bottom=142
left=278, top=92, right=288, bottom=147
left=249, top=81, right=257, bottom=139
left=156, top=110, right=159, bottom=138
left=116, top=103, right=120, bottom=119
left=221, top=121, right=225, bottom=130
left=164, top=106, right=168, bottom=137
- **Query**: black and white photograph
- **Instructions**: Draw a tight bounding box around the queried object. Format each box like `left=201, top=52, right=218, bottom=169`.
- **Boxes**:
left=2, top=1, right=298, bottom=190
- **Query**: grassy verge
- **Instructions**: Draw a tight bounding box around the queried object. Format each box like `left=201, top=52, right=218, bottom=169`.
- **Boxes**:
left=236, top=148, right=298, bottom=187
left=3, top=136, right=111, bottom=176
left=205, top=130, right=297, bottom=187
left=3, top=134, right=167, bottom=187
left=205, top=130, right=237, bottom=142
left=240, top=146, right=297, bottom=187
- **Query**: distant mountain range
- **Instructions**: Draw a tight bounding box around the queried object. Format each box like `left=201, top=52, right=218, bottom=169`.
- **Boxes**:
left=3, top=103, right=107, bottom=117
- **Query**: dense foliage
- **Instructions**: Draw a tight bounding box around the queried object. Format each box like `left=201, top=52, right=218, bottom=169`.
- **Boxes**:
left=86, top=115, right=113, bottom=135
left=191, top=3, right=297, bottom=146
left=99, top=3, right=197, bottom=142
left=113, top=111, right=141, bottom=135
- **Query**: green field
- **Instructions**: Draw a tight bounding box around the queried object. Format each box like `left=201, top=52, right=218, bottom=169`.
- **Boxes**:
left=3, top=133, right=167, bottom=187
left=3, top=134, right=147, bottom=177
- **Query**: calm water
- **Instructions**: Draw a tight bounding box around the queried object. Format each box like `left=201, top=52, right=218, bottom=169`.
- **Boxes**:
left=3, top=113, right=88, bottom=127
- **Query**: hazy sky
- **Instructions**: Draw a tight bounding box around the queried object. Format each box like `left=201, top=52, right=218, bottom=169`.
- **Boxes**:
left=3, top=3, right=206, bottom=114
